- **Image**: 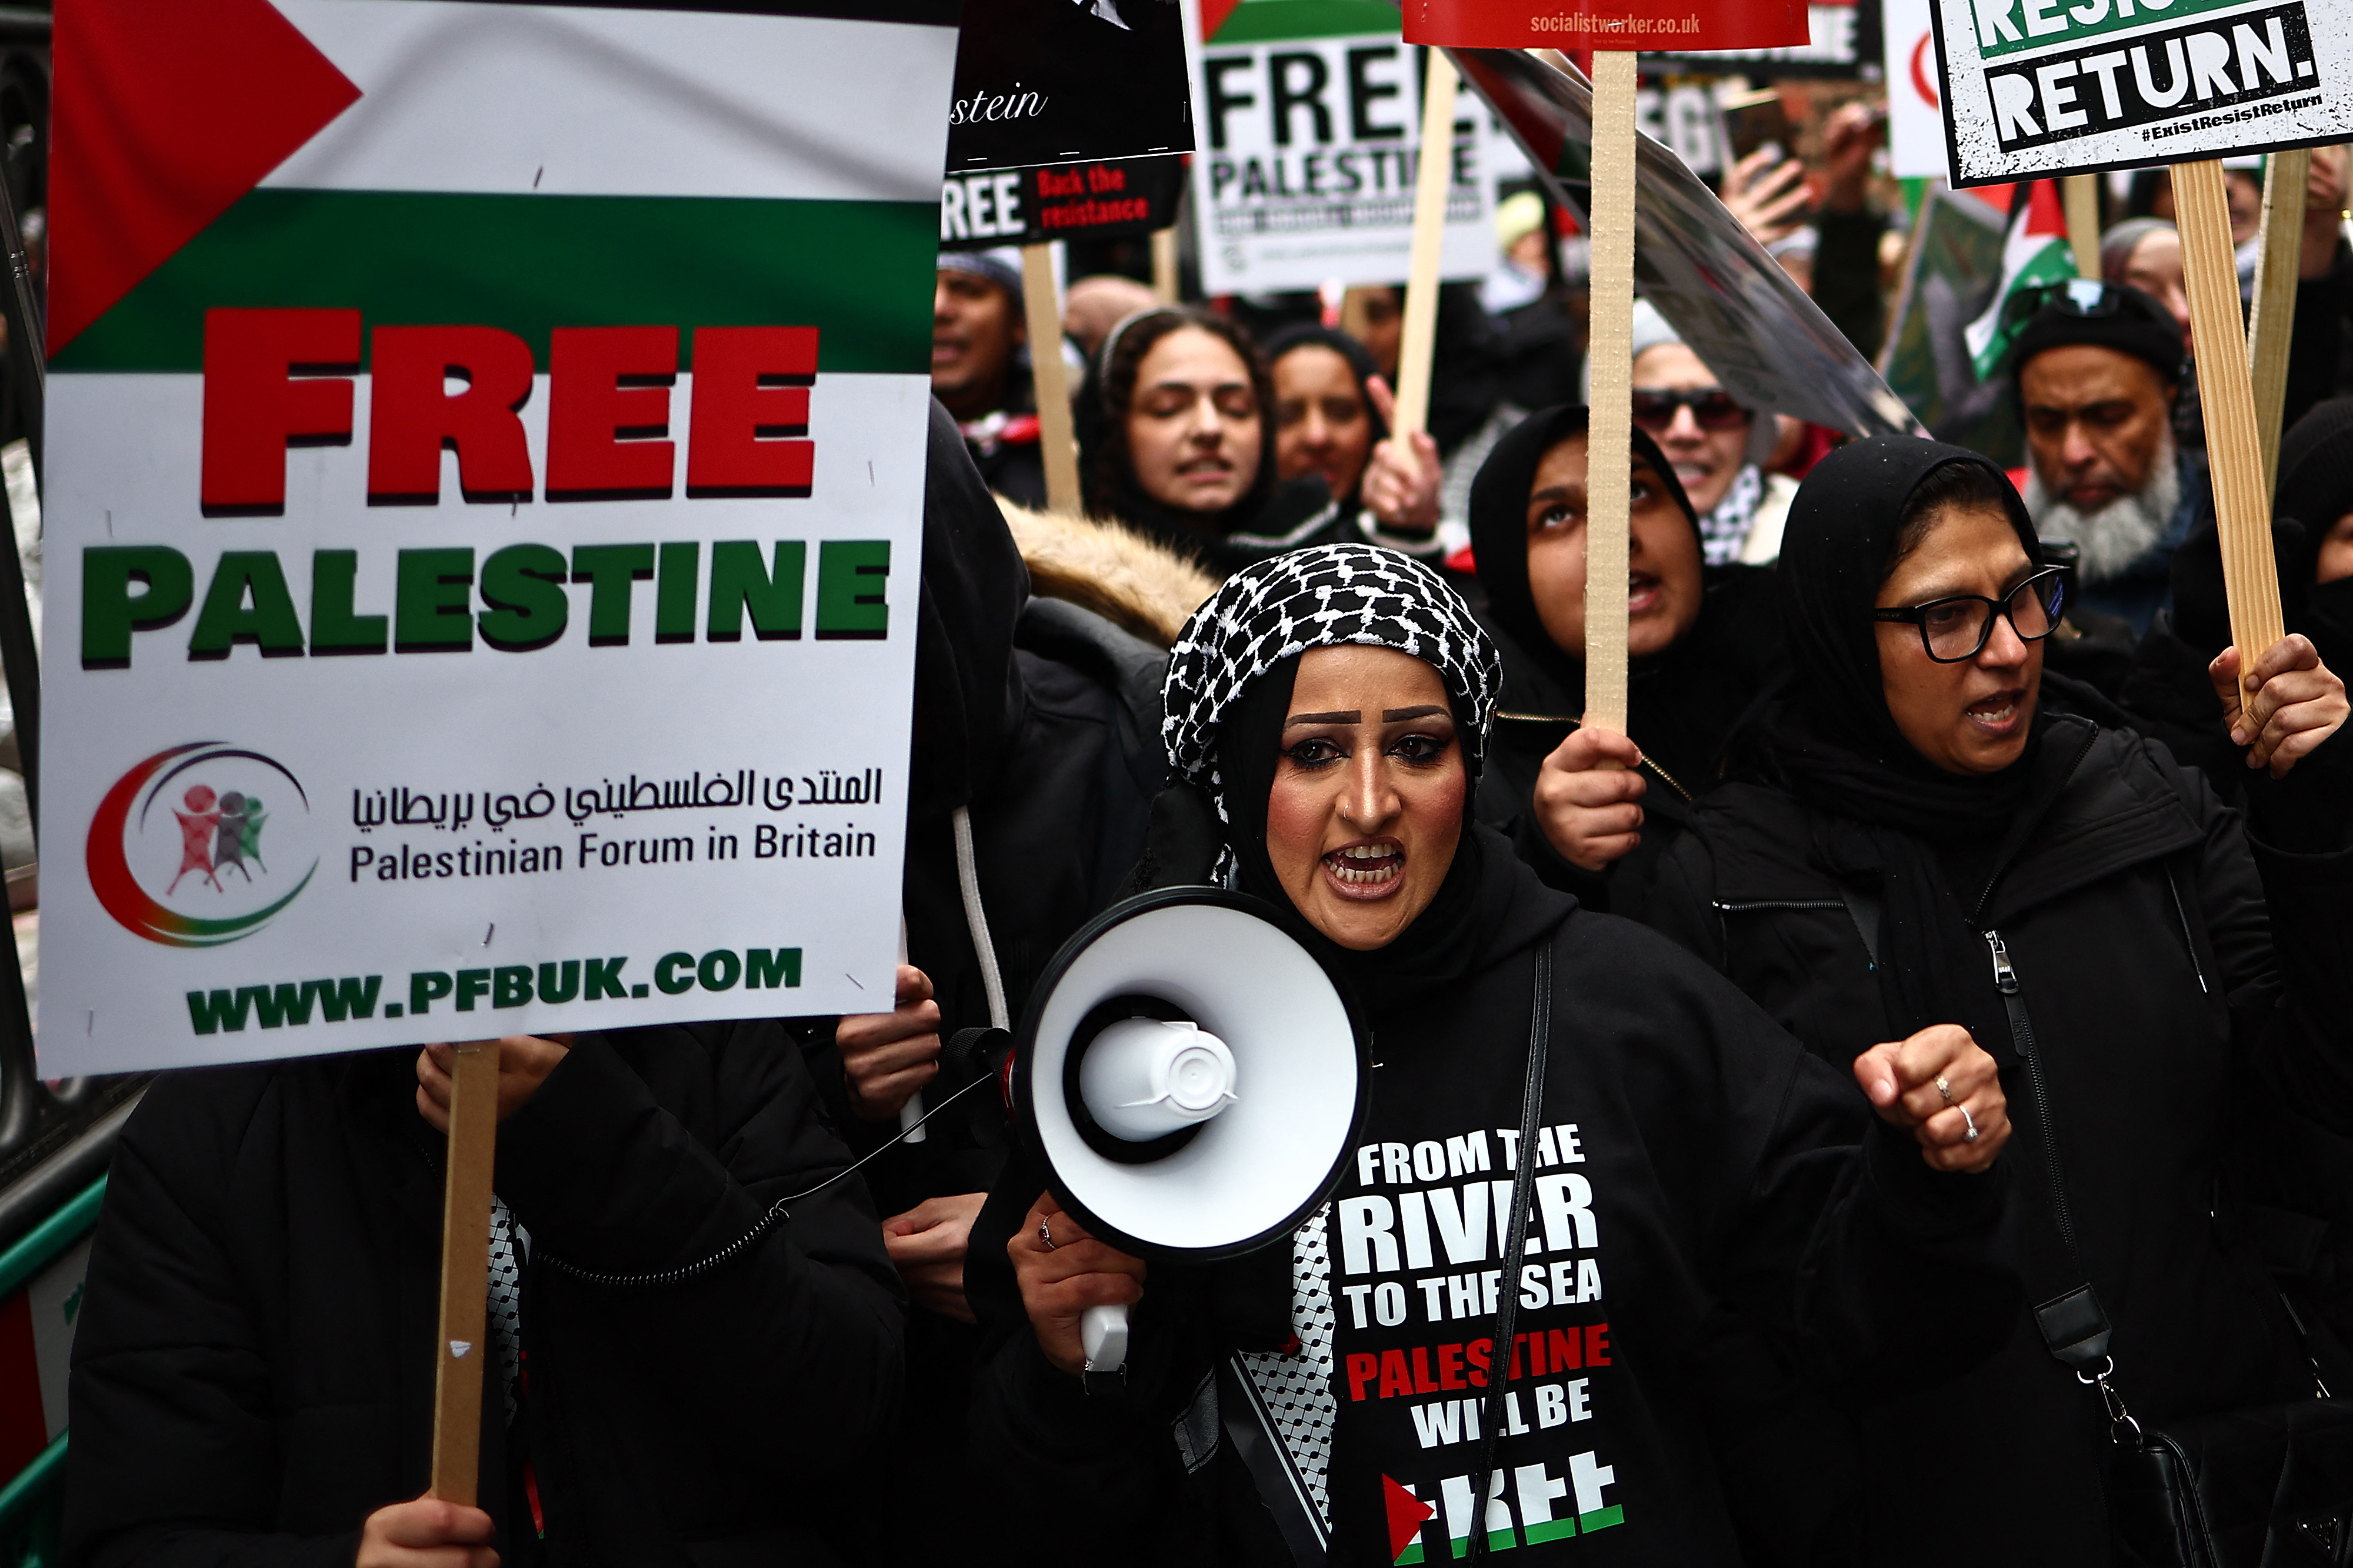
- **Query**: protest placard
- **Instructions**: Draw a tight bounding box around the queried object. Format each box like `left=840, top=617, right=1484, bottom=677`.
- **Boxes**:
left=1929, top=0, right=2353, bottom=184
left=1642, top=0, right=1875, bottom=76
left=1192, top=5, right=1500, bottom=294
left=42, top=0, right=959, bottom=1078
left=1928, top=0, right=2305, bottom=666
left=1885, top=0, right=1954, bottom=176
left=941, top=155, right=1188, bottom=251
left=1404, top=0, right=1808, bottom=50
left=1455, top=46, right=1922, bottom=440
left=946, top=0, right=1195, bottom=173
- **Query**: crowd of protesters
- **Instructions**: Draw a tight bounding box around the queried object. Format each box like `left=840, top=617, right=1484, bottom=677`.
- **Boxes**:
left=58, top=86, right=2353, bottom=1568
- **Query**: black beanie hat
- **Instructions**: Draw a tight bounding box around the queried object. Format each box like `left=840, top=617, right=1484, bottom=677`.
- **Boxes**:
left=2007, top=282, right=2184, bottom=391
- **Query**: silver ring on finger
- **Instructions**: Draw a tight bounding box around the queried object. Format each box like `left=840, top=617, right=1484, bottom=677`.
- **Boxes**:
left=1039, top=1217, right=1057, bottom=1252
left=1935, top=1076, right=1954, bottom=1106
left=1960, top=1105, right=1980, bottom=1142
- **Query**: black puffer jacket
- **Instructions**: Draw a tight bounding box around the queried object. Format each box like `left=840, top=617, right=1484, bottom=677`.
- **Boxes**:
left=64, top=1025, right=902, bottom=1568
left=1644, top=716, right=2353, bottom=1566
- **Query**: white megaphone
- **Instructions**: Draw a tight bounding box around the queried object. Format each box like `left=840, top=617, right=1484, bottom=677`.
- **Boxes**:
left=1011, top=888, right=1369, bottom=1379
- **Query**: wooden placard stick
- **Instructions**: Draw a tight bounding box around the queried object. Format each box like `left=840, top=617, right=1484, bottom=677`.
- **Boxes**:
left=1582, top=49, right=1638, bottom=738
left=2062, top=174, right=2101, bottom=278
left=2175, top=158, right=2288, bottom=666
left=1152, top=226, right=1179, bottom=305
left=429, top=1043, right=500, bottom=1503
left=1389, top=47, right=1460, bottom=458
left=1021, top=243, right=1083, bottom=515
left=2248, top=147, right=2311, bottom=498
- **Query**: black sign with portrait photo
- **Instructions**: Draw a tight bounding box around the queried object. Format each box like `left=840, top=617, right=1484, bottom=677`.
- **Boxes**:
left=945, top=0, right=1195, bottom=171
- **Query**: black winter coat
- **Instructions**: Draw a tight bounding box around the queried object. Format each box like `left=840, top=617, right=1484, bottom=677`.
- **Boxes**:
left=964, top=852, right=2018, bottom=1566
left=1644, top=718, right=2353, bottom=1566
left=64, top=1025, right=903, bottom=1568
left=792, top=401, right=1165, bottom=1567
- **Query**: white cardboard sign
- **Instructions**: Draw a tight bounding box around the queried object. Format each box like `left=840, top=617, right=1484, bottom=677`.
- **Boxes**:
left=1190, top=31, right=1499, bottom=293
left=41, top=1, right=957, bottom=1075
left=1932, top=0, right=2353, bottom=184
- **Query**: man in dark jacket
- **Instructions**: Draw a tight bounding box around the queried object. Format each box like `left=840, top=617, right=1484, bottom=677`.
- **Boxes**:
left=64, top=1022, right=904, bottom=1567
left=934, top=252, right=1048, bottom=509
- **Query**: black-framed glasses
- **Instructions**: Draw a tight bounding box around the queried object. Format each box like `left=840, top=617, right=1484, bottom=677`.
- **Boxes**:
left=1631, top=387, right=1749, bottom=432
left=1872, top=567, right=2067, bottom=663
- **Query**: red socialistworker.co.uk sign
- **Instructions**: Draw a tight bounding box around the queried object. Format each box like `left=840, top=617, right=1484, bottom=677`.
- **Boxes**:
left=1402, top=0, right=1808, bottom=50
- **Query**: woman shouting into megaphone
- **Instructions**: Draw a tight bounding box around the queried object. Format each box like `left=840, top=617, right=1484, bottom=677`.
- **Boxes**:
left=965, top=545, right=2020, bottom=1567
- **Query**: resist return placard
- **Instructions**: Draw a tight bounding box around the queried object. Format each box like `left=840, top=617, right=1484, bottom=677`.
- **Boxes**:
left=1932, top=0, right=2353, bottom=183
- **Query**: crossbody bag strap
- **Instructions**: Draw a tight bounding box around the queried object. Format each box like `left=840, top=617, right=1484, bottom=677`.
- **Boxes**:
left=1465, top=937, right=1555, bottom=1564
left=1982, top=928, right=2116, bottom=1376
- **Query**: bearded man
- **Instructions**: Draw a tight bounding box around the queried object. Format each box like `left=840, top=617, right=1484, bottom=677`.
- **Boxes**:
left=2008, top=282, right=2209, bottom=632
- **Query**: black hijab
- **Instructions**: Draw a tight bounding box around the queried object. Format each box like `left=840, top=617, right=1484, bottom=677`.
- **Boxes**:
left=1466, top=403, right=1776, bottom=797
left=1769, top=435, right=2051, bottom=834
left=1157, top=545, right=1538, bottom=1013
left=1074, top=307, right=1332, bottom=573
left=1217, top=655, right=1531, bottom=1013
left=1265, top=325, right=1389, bottom=510
left=1767, top=434, right=2084, bottom=1042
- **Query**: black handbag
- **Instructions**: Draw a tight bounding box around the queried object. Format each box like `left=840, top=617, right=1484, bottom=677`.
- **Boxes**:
left=1987, top=926, right=2353, bottom=1567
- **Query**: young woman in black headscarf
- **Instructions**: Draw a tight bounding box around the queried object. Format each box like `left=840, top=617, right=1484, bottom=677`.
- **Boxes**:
left=1076, top=308, right=1436, bottom=578
left=1465, top=406, right=1783, bottom=913
left=964, top=543, right=2021, bottom=1566
left=1645, top=435, right=2353, bottom=1566
left=1266, top=325, right=1444, bottom=555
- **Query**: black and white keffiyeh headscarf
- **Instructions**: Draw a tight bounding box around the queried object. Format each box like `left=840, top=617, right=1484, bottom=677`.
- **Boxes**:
left=1162, top=545, right=1502, bottom=820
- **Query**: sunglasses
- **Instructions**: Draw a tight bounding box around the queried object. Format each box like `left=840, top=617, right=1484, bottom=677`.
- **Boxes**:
left=1997, top=277, right=2149, bottom=333
left=1872, top=568, right=2068, bottom=663
left=1630, top=388, right=1750, bottom=432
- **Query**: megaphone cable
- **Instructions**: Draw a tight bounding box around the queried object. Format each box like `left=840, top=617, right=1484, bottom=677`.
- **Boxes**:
left=952, top=804, right=1012, bottom=1031
left=539, top=1070, right=998, bottom=1289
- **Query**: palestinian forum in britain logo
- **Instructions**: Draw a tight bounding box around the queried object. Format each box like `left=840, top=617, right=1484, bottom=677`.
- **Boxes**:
left=87, top=742, right=316, bottom=946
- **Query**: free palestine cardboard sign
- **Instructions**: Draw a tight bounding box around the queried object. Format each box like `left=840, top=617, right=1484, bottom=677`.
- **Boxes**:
left=43, top=0, right=957, bottom=1075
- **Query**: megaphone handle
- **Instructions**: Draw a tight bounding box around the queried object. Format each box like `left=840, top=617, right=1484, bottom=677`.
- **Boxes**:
left=1081, top=1303, right=1130, bottom=1373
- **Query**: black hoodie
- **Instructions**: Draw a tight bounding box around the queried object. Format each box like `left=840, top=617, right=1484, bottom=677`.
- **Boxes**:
left=1466, top=406, right=1784, bottom=913
left=967, top=581, right=2016, bottom=1567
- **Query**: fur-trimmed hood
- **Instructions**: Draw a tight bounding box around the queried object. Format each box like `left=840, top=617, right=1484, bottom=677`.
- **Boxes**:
left=996, top=499, right=1218, bottom=650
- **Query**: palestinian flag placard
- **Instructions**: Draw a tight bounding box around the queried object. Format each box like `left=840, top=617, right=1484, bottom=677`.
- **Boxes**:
left=41, top=0, right=958, bottom=1076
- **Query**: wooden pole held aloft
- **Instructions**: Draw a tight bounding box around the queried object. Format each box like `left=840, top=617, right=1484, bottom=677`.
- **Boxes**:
left=1390, top=48, right=1459, bottom=445
left=1582, top=49, right=1638, bottom=738
left=2248, top=147, right=2310, bottom=500
left=1021, top=243, right=1083, bottom=515
left=1151, top=226, right=1179, bottom=305
left=2175, top=157, right=2288, bottom=668
left=2062, top=174, right=2101, bottom=279
left=429, top=1045, right=500, bottom=1505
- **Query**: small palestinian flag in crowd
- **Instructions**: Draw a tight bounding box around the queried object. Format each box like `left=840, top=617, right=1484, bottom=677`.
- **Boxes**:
left=1963, top=179, right=2078, bottom=381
